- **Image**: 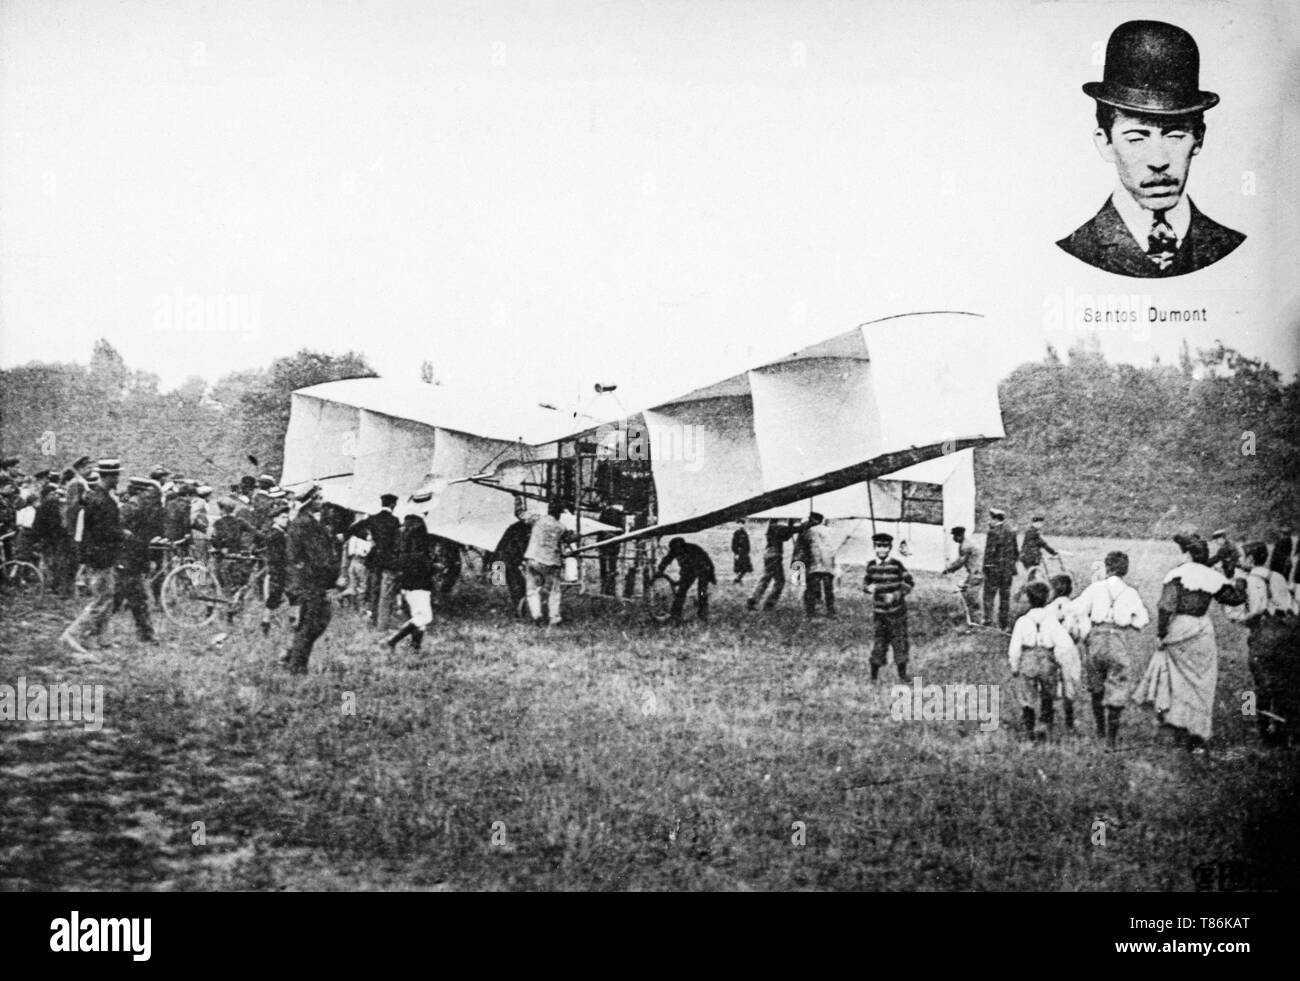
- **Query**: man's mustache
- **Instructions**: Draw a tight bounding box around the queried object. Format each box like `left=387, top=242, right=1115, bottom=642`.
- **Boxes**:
left=1141, top=177, right=1181, bottom=188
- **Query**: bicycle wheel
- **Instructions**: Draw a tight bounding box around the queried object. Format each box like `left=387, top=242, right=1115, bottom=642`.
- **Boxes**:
left=161, top=563, right=222, bottom=628
left=0, top=560, right=45, bottom=604
left=232, top=571, right=269, bottom=633
left=646, top=574, right=677, bottom=623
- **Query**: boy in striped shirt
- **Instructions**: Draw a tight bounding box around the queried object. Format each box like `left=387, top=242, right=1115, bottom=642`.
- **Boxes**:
left=863, top=533, right=915, bottom=681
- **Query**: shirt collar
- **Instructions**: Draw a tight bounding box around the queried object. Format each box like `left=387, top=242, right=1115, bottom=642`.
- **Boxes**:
left=1111, top=184, right=1192, bottom=248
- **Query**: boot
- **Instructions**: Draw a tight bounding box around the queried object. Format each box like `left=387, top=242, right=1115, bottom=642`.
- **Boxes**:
left=897, top=662, right=909, bottom=683
left=1040, top=697, right=1055, bottom=741
left=1063, top=700, right=1075, bottom=731
left=1091, top=693, right=1105, bottom=737
left=1105, top=707, right=1122, bottom=749
left=385, top=623, right=415, bottom=650
left=409, top=628, right=424, bottom=654
left=1022, top=707, right=1036, bottom=737
left=870, top=663, right=880, bottom=681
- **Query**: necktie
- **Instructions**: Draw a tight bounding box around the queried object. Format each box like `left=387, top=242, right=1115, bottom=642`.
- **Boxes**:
left=1147, top=209, right=1177, bottom=270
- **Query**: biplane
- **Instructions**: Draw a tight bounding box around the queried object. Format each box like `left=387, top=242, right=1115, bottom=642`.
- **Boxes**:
left=280, top=311, right=1006, bottom=614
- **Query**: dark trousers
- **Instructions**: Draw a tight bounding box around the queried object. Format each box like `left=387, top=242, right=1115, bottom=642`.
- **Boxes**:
left=505, top=563, right=526, bottom=609
left=870, top=612, right=909, bottom=668
left=804, top=572, right=835, bottom=615
left=114, top=568, right=156, bottom=640
left=67, top=566, right=114, bottom=642
left=288, top=590, right=331, bottom=673
left=265, top=570, right=286, bottom=610
left=982, top=574, right=1013, bottom=629
left=44, top=539, right=74, bottom=596
left=750, top=556, right=786, bottom=607
left=598, top=549, right=619, bottom=595
left=671, top=572, right=710, bottom=620
left=367, top=567, right=398, bottom=628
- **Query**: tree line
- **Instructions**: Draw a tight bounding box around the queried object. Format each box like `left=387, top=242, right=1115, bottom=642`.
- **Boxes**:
left=974, top=338, right=1300, bottom=540
left=2, top=337, right=1296, bottom=539
left=0, top=340, right=375, bottom=486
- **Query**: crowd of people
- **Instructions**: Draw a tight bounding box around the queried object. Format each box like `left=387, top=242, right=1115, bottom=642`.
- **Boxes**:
left=959, top=511, right=1299, bottom=754
left=3, top=452, right=1296, bottom=751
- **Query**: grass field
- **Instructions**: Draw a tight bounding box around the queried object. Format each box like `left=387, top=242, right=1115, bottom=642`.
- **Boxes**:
left=2, top=533, right=1297, bottom=891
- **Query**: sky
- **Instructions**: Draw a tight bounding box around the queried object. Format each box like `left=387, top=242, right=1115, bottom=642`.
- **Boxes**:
left=2, top=0, right=1297, bottom=414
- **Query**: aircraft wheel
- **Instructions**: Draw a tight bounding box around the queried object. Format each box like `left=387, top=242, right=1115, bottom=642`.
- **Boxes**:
left=646, top=574, right=677, bottom=623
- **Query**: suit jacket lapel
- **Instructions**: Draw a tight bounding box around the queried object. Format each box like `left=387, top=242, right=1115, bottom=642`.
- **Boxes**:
left=1091, top=197, right=1160, bottom=277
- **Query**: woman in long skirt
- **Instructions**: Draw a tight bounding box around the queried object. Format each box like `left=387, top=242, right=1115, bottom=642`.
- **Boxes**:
left=1135, top=534, right=1246, bottom=753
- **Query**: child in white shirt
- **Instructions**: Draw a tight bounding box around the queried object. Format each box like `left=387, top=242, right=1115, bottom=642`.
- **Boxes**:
left=1009, top=580, right=1079, bottom=741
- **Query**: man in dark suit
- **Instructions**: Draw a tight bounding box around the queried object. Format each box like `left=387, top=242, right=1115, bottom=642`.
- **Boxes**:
left=61, top=459, right=125, bottom=657
left=1057, top=20, right=1244, bottom=277
left=349, top=493, right=401, bottom=628
left=115, top=478, right=163, bottom=644
left=657, top=536, right=716, bottom=623
left=981, top=508, right=1019, bottom=631
left=285, top=484, right=338, bottom=675
left=493, top=514, right=532, bottom=611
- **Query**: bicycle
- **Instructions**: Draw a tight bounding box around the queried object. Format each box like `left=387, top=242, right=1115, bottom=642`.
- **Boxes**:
left=0, top=530, right=45, bottom=605
left=160, top=547, right=268, bottom=630
left=147, top=537, right=193, bottom=608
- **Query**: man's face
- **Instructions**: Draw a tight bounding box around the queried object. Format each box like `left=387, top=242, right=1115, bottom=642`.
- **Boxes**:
left=1095, top=110, right=1202, bottom=212
left=874, top=545, right=890, bottom=560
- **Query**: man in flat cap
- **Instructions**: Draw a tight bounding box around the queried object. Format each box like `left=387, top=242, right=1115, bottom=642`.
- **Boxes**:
left=284, top=484, right=337, bottom=674
left=249, top=474, right=278, bottom=532
left=164, top=481, right=197, bottom=559
left=801, top=512, right=837, bottom=618
left=33, top=471, right=71, bottom=595
left=1057, top=20, right=1244, bottom=277
left=115, top=478, right=163, bottom=644
left=943, top=526, right=984, bottom=626
left=1019, top=516, right=1059, bottom=581
left=61, top=459, right=126, bottom=656
left=256, top=494, right=292, bottom=635
left=347, top=493, right=402, bottom=628
left=982, top=508, right=1020, bottom=630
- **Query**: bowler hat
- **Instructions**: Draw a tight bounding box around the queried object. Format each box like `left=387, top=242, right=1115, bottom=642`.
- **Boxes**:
left=1084, top=21, right=1219, bottom=116
left=96, top=458, right=122, bottom=475
left=380, top=493, right=399, bottom=508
